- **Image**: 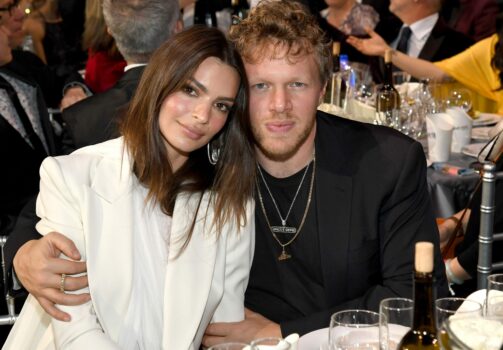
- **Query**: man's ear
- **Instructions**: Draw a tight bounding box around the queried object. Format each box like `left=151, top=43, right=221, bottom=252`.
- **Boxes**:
left=174, top=19, right=183, bottom=34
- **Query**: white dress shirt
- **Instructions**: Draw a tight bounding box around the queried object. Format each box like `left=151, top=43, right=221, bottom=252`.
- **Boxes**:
left=392, top=13, right=439, bottom=58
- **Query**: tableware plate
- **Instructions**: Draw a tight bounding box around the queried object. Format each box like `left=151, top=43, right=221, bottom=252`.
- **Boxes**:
left=473, top=113, right=501, bottom=127
left=471, top=127, right=492, bottom=141
left=461, top=143, right=489, bottom=158
left=299, top=328, right=328, bottom=349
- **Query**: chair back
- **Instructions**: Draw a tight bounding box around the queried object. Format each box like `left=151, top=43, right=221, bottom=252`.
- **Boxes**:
left=0, top=235, right=18, bottom=325
left=477, top=129, right=503, bottom=289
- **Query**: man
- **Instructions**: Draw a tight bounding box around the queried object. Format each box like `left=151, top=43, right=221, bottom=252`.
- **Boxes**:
left=9, top=0, right=448, bottom=342
left=202, top=1, right=448, bottom=343
left=60, top=0, right=182, bottom=153
left=0, top=0, right=59, bottom=236
left=384, top=0, right=472, bottom=61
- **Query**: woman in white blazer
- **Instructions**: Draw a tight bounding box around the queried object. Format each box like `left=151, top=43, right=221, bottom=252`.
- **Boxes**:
left=4, top=26, right=256, bottom=350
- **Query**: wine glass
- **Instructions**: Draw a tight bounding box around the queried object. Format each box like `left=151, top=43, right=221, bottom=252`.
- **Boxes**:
left=379, top=298, right=413, bottom=350
left=250, top=337, right=291, bottom=349
left=445, top=88, right=472, bottom=113
left=208, top=342, right=249, bottom=350
left=329, top=310, right=380, bottom=349
left=486, top=274, right=503, bottom=317
left=434, top=297, right=482, bottom=331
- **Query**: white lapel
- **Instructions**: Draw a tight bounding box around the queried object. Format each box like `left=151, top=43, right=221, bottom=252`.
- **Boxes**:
left=84, top=139, right=137, bottom=340
left=162, top=192, right=218, bottom=349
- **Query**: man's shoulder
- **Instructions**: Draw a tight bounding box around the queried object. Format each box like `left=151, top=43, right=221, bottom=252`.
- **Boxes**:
left=316, top=110, right=413, bottom=144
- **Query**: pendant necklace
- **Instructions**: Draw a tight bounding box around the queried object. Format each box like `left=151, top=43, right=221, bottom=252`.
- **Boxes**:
left=256, top=151, right=316, bottom=261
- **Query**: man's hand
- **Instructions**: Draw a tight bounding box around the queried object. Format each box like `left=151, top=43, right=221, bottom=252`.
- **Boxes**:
left=347, top=28, right=390, bottom=57
left=60, top=86, right=88, bottom=110
left=202, top=308, right=281, bottom=347
left=13, top=232, right=90, bottom=321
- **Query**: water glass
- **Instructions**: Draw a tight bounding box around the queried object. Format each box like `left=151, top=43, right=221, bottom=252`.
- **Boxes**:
left=379, top=298, right=413, bottom=350
left=434, top=297, right=482, bottom=330
left=329, top=309, right=380, bottom=349
left=486, top=274, right=503, bottom=317
left=250, top=337, right=290, bottom=349
left=208, top=343, right=249, bottom=350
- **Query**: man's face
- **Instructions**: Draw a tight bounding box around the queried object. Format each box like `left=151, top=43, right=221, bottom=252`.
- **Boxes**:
left=0, top=0, right=23, bottom=47
left=245, top=48, right=325, bottom=162
left=389, top=0, right=413, bottom=17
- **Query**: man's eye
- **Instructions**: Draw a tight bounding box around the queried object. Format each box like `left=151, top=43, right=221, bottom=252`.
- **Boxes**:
left=290, top=82, right=306, bottom=88
left=252, top=83, right=268, bottom=90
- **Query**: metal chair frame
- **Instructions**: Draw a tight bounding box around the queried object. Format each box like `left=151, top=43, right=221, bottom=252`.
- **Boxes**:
left=477, top=162, right=503, bottom=289
left=0, top=236, right=18, bottom=325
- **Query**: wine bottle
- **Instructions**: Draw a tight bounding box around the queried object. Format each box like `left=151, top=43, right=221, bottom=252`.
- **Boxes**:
left=398, top=242, right=439, bottom=349
left=194, top=0, right=217, bottom=27
left=230, top=0, right=248, bottom=25
left=327, top=42, right=341, bottom=106
left=332, top=42, right=340, bottom=73
left=375, top=49, right=400, bottom=128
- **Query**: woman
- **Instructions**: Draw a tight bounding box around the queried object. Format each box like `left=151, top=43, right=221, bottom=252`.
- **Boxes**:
left=347, top=25, right=503, bottom=114
left=23, top=0, right=84, bottom=76
left=318, top=0, right=379, bottom=64
left=4, top=25, right=256, bottom=349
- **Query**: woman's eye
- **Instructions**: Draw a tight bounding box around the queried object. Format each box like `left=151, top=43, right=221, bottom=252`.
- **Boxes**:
left=215, top=102, right=231, bottom=113
left=182, top=85, right=197, bottom=96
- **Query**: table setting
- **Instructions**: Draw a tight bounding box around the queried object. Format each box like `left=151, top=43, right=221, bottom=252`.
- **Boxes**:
left=294, top=275, right=503, bottom=349
left=317, top=63, right=503, bottom=218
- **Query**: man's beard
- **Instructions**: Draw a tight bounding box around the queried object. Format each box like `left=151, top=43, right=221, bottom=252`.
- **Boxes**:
left=252, top=112, right=315, bottom=162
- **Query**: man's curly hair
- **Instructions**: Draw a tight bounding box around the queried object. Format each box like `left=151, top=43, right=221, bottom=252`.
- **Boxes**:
left=228, top=0, right=332, bottom=85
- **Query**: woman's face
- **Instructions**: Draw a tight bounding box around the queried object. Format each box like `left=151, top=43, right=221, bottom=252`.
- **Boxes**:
left=158, top=56, right=240, bottom=170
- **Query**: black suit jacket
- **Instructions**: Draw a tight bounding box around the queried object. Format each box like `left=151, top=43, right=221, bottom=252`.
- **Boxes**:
left=4, top=66, right=144, bottom=272
left=61, top=66, right=144, bottom=154
left=248, top=112, right=449, bottom=335
left=0, top=68, right=58, bottom=234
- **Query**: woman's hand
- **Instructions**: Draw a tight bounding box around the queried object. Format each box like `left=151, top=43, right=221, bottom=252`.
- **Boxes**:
left=347, top=28, right=390, bottom=57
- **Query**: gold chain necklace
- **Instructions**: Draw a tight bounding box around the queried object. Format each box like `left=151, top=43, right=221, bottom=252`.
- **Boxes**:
left=256, top=153, right=316, bottom=261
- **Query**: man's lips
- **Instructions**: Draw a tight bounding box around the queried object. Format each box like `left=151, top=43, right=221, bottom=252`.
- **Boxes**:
left=265, top=121, right=294, bottom=133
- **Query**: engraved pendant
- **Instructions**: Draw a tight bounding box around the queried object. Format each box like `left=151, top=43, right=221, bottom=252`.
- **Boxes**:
left=271, top=226, right=297, bottom=234
left=278, top=249, right=291, bottom=261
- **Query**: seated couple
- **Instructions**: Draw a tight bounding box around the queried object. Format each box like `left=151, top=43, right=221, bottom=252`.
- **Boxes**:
left=5, top=1, right=448, bottom=349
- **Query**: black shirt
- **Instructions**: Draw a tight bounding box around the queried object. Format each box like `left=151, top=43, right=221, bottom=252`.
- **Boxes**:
left=245, top=161, right=327, bottom=327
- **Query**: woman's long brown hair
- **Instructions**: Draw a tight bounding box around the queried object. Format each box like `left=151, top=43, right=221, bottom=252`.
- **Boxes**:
left=121, top=26, right=255, bottom=253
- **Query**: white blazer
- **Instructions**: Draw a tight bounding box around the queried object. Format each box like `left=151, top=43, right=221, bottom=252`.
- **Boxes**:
left=4, top=138, right=255, bottom=350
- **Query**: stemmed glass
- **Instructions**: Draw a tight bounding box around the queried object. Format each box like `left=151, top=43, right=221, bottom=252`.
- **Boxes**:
left=486, top=274, right=503, bottom=317
left=208, top=343, right=249, bottom=350
left=379, top=298, right=413, bottom=350
left=329, top=310, right=380, bottom=349
left=250, top=337, right=291, bottom=349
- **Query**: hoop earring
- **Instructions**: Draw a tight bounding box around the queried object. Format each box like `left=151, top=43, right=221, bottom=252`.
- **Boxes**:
left=207, top=139, right=221, bottom=165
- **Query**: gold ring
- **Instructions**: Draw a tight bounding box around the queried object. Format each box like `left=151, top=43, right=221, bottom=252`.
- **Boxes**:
left=60, top=273, right=66, bottom=293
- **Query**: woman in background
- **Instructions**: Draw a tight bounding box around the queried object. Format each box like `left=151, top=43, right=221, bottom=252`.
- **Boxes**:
left=82, top=0, right=126, bottom=93
left=4, top=25, right=256, bottom=349
left=347, top=24, right=503, bottom=114
left=318, top=0, right=379, bottom=64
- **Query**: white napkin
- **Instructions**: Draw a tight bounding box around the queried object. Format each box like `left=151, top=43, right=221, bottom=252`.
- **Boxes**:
left=426, top=113, right=453, bottom=162
left=445, top=107, right=473, bottom=153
